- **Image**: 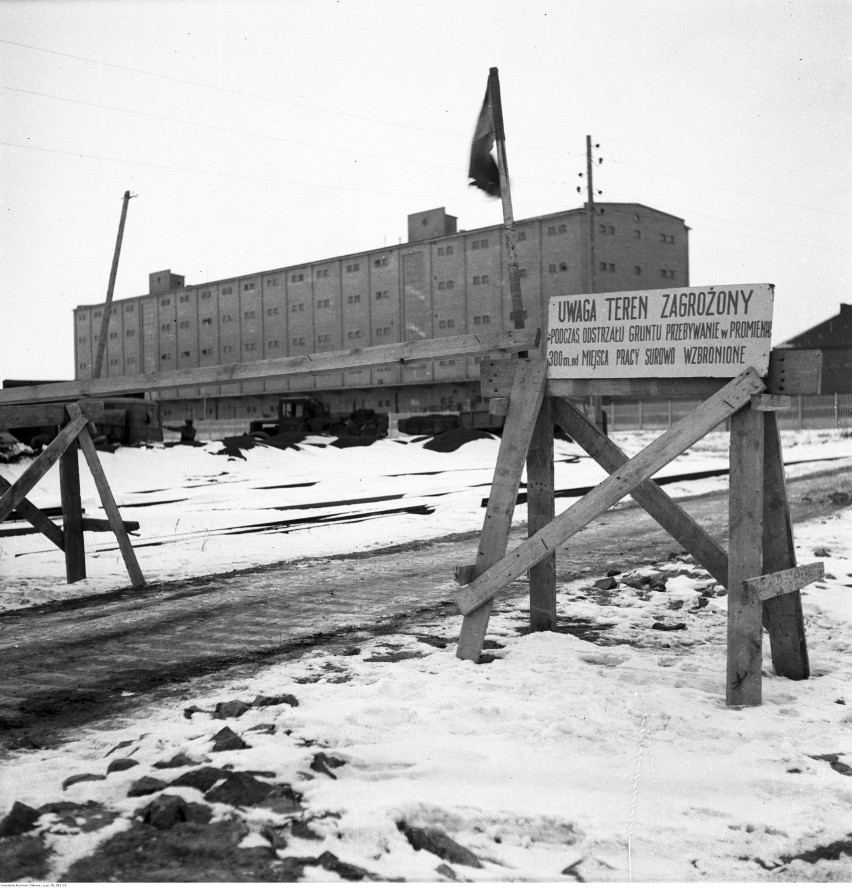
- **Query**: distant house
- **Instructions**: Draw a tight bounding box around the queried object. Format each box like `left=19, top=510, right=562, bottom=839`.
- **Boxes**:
left=776, top=303, right=852, bottom=394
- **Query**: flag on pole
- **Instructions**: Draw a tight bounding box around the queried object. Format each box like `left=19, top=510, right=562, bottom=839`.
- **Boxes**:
left=468, top=85, right=500, bottom=197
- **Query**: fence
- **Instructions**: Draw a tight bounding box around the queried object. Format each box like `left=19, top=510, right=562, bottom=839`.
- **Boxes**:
left=605, top=393, right=852, bottom=432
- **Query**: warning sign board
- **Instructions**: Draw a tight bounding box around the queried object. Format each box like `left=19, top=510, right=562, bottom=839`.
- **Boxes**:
left=546, top=283, right=774, bottom=378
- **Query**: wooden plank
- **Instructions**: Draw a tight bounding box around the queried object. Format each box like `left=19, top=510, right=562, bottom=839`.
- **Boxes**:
left=67, top=404, right=145, bottom=588
left=527, top=396, right=556, bottom=631
left=0, top=475, right=64, bottom=551
left=767, top=349, right=821, bottom=395
left=0, top=330, right=539, bottom=406
left=744, top=562, right=824, bottom=601
left=455, top=368, right=765, bottom=617
left=60, top=445, right=86, bottom=583
left=551, top=398, right=729, bottom=586
left=456, top=357, right=548, bottom=661
left=0, top=400, right=105, bottom=429
left=489, top=397, right=510, bottom=417
left=761, top=412, right=809, bottom=679
left=751, top=394, right=794, bottom=412
left=726, top=404, right=765, bottom=707
left=0, top=414, right=88, bottom=525
left=81, top=517, right=140, bottom=533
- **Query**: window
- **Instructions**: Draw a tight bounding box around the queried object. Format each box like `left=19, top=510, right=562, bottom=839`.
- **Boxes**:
left=318, top=334, right=331, bottom=343
left=201, top=290, right=212, bottom=299
left=78, top=335, right=87, bottom=343
left=161, top=323, right=171, bottom=331
left=78, top=314, right=87, bottom=322
left=243, top=282, right=256, bottom=291
left=446, top=245, right=454, bottom=255
left=634, top=265, right=642, bottom=275
left=126, top=328, right=135, bottom=337
left=437, top=280, right=455, bottom=291
left=79, top=362, right=88, bottom=369
left=221, top=286, right=233, bottom=295
left=559, top=262, right=568, bottom=272
left=661, top=268, right=675, bottom=279
left=548, top=263, right=557, bottom=273
left=160, top=298, right=171, bottom=306
left=179, top=294, right=190, bottom=303
left=346, top=294, right=361, bottom=304
left=223, top=345, right=234, bottom=354
left=375, top=290, right=389, bottom=300
left=633, top=214, right=641, bottom=222
left=110, top=358, right=119, bottom=366
left=291, top=273, right=304, bottom=283
left=125, top=304, right=135, bottom=312
left=267, top=278, right=279, bottom=286
left=471, top=238, right=489, bottom=250
left=558, top=224, right=567, bottom=233
left=317, top=298, right=330, bottom=308
left=437, top=245, right=455, bottom=256
left=345, top=263, right=360, bottom=273
left=519, top=268, right=528, bottom=278
left=373, top=257, right=389, bottom=267
left=126, top=356, right=136, bottom=364
left=316, top=269, right=329, bottom=278
left=291, top=303, right=304, bottom=312
left=347, top=330, right=363, bottom=339
left=660, top=233, right=675, bottom=244
left=160, top=353, right=171, bottom=361
left=292, top=336, right=305, bottom=346
left=268, top=340, right=280, bottom=349
left=438, top=359, right=457, bottom=367
left=181, top=350, right=191, bottom=358
left=179, top=320, right=190, bottom=328
left=201, top=348, right=212, bottom=356
left=547, top=225, right=556, bottom=235
left=266, top=307, right=279, bottom=316
left=222, top=314, right=233, bottom=322
left=473, top=274, right=490, bottom=285
left=243, top=310, right=256, bottom=319
left=94, top=310, right=102, bottom=318
left=375, top=326, right=390, bottom=336
left=245, top=342, right=257, bottom=351
left=517, top=231, right=526, bottom=241
left=437, top=319, right=456, bottom=329
left=202, top=317, right=212, bottom=326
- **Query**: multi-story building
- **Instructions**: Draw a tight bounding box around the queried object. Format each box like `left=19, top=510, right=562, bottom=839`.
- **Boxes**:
left=73, top=202, right=689, bottom=422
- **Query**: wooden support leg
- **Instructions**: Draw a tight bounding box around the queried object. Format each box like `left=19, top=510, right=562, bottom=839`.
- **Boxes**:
left=761, top=412, right=809, bottom=679
left=552, top=398, right=729, bottom=586
left=59, top=444, right=86, bottom=583
left=0, top=474, right=65, bottom=552
left=527, top=396, right=556, bottom=631
left=67, top=404, right=145, bottom=588
left=457, top=358, right=548, bottom=661
left=727, top=404, right=765, bottom=706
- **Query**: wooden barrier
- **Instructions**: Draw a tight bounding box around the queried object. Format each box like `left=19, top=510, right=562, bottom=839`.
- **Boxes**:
left=455, top=341, right=825, bottom=707
left=0, top=400, right=144, bottom=587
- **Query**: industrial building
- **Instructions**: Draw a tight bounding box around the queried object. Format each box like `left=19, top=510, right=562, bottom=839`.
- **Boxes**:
left=777, top=303, right=852, bottom=393
left=73, top=202, right=689, bottom=422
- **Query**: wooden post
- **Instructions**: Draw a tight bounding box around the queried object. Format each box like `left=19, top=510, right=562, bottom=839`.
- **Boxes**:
left=727, top=403, right=765, bottom=706
left=67, top=404, right=145, bottom=588
left=59, top=444, right=86, bottom=583
left=527, top=396, right=556, bottom=630
left=456, top=358, right=547, bottom=661
left=761, top=412, right=809, bottom=679
left=93, top=190, right=133, bottom=380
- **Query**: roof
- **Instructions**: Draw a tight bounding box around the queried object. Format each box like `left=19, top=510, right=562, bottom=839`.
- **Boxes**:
left=777, top=303, right=852, bottom=349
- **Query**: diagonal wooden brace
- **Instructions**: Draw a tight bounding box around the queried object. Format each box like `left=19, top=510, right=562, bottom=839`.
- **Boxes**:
left=0, top=414, right=88, bottom=525
left=551, top=398, right=729, bottom=586
left=455, top=367, right=765, bottom=617
left=456, top=357, right=548, bottom=660
left=0, top=474, right=65, bottom=551
left=743, top=562, right=824, bottom=601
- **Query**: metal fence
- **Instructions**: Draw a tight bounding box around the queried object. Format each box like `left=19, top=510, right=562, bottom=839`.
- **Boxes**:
left=605, top=393, right=852, bottom=432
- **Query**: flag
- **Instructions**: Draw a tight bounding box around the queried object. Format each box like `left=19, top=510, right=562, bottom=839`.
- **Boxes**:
left=468, top=87, right=500, bottom=198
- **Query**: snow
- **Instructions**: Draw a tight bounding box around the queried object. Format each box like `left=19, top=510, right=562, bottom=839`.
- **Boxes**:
left=1, top=428, right=852, bottom=880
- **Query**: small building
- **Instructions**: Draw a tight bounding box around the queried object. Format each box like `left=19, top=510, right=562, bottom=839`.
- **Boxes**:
left=776, top=303, right=852, bottom=393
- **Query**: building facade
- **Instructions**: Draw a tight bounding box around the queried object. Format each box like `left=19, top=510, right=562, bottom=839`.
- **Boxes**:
left=73, top=202, right=689, bottom=422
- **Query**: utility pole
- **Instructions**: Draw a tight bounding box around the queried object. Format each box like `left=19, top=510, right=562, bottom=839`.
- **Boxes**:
left=585, top=136, right=604, bottom=432
left=93, top=191, right=134, bottom=380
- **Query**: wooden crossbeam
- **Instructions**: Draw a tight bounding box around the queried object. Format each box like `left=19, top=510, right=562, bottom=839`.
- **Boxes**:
left=455, top=368, right=765, bottom=617
left=744, top=562, right=824, bottom=602
left=67, top=404, right=145, bottom=588
left=0, top=414, right=88, bottom=525
left=456, top=358, right=548, bottom=660
left=0, top=475, right=65, bottom=551
left=551, top=398, right=729, bottom=586
left=751, top=394, right=794, bottom=412
left=0, top=330, right=539, bottom=406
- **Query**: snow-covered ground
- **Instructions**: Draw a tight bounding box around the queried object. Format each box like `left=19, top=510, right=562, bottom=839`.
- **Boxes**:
left=1, top=429, right=851, bottom=881
left=2, top=428, right=850, bottom=611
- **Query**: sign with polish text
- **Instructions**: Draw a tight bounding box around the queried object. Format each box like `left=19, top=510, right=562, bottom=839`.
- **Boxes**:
left=546, top=283, right=774, bottom=378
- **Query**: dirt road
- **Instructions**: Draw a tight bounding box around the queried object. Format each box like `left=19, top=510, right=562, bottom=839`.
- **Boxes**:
left=1, top=464, right=849, bottom=749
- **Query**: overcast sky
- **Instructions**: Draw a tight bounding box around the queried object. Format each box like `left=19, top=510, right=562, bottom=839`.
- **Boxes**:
left=1, top=0, right=849, bottom=382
